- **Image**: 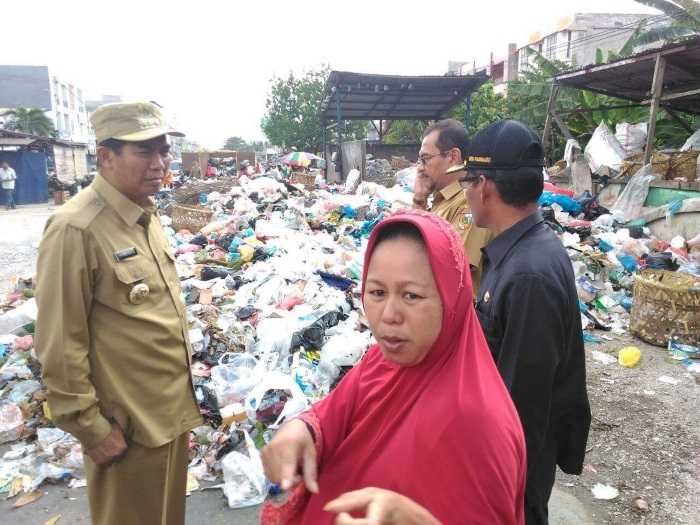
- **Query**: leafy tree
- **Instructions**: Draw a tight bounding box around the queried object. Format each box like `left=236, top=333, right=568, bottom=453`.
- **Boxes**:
left=452, top=80, right=508, bottom=133
left=383, top=121, right=427, bottom=144
left=222, top=136, right=248, bottom=151
left=3, top=106, right=57, bottom=138
left=262, top=66, right=367, bottom=152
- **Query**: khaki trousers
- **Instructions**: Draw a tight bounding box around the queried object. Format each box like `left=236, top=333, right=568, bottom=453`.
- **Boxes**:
left=84, top=431, right=190, bottom=525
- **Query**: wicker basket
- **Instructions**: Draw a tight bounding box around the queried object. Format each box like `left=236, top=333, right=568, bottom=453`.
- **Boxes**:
left=620, top=151, right=698, bottom=181
left=171, top=204, right=214, bottom=233
left=290, top=173, right=316, bottom=191
left=391, top=156, right=412, bottom=170
left=629, top=269, right=700, bottom=346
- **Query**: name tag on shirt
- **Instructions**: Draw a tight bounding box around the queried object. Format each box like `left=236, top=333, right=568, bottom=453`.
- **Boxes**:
left=114, top=247, right=138, bottom=262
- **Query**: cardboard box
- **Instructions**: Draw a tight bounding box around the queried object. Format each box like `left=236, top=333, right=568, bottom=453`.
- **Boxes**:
left=53, top=191, right=70, bottom=205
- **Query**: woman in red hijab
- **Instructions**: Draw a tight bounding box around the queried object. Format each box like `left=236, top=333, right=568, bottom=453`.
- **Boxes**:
left=262, top=209, right=526, bottom=524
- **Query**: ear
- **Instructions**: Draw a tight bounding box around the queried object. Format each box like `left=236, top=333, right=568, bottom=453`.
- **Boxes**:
left=480, top=176, right=494, bottom=204
left=96, top=146, right=113, bottom=170
left=449, top=147, right=461, bottom=165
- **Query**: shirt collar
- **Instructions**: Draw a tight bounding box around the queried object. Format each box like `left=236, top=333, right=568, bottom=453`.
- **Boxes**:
left=92, top=173, right=156, bottom=227
left=482, top=210, right=544, bottom=268
left=433, top=180, right=463, bottom=205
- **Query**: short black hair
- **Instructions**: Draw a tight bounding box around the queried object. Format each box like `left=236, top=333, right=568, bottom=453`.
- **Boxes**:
left=423, top=119, right=470, bottom=160
left=373, top=221, right=426, bottom=249
left=471, top=167, right=543, bottom=208
left=98, top=138, right=127, bottom=155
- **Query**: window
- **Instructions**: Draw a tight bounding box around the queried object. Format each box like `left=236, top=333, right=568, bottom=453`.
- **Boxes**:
left=545, top=34, right=557, bottom=59
left=62, top=85, right=69, bottom=108
left=519, top=48, right=530, bottom=73
left=64, top=114, right=70, bottom=130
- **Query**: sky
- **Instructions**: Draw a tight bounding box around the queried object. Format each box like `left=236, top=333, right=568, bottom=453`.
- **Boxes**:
left=2, top=0, right=660, bottom=149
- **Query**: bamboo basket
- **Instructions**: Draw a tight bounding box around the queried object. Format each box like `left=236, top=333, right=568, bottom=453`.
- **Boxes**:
left=290, top=173, right=316, bottom=191
left=629, top=269, right=700, bottom=346
left=391, top=156, right=412, bottom=170
left=619, top=150, right=698, bottom=181
left=171, top=204, right=214, bottom=233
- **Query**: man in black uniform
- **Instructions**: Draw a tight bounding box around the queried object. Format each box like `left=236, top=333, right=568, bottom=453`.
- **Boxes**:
left=457, top=119, right=591, bottom=525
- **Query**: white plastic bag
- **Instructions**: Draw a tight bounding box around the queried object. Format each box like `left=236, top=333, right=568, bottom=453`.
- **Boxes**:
left=585, top=121, right=628, bottom=172
left=610, top=164, right=659, bottom=222
left=210, top=353, right=260, bottom=406
left=396, top=166, right=417, bottom=187
left=345, top=169, right=361, bottom=193
left=681, top=128, right=700, bottom=151
left=222, top=429, right=269, bottom=508
left=0, top=402, right=24, bottom=444
left=244, top=370, right=308, bottom=428
left=615, top=122, right=648, bottom=156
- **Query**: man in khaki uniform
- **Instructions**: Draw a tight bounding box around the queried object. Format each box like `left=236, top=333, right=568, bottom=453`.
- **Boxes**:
left=35, top=102, right=202, bottom=525
left=412, top=119, right=492, bottom=296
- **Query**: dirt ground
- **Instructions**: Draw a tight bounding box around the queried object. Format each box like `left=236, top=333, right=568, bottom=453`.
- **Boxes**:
left=1, top=202, right=699, bottom=524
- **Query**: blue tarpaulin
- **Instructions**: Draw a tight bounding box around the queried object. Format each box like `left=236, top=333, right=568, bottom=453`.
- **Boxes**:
left=0, top=151, right=48, bottom=205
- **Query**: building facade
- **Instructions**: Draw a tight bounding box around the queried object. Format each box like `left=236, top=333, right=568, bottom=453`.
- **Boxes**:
left=0, top=65, right=91, bottom=147
left=449, top=12, right=651, bottom=92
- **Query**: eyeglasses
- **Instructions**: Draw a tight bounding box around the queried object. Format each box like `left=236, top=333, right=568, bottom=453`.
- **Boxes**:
left=416, top=150, right=452, bottom=166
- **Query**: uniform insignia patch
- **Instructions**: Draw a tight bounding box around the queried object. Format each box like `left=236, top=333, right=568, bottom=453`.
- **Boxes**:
left=458, top=210, right=473, bottom=230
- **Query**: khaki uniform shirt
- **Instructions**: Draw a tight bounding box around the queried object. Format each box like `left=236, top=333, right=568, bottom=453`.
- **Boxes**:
left=431, top=181, right=493, bottom=297
left=35, top=174, right=201, bottom=450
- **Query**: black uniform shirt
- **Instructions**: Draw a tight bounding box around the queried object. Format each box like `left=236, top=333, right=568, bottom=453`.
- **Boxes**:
left=475, top=210, right=591, bottom=479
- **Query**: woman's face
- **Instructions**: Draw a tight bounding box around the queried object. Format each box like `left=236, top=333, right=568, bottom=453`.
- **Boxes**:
left=363, top=237, right=443, bottom=367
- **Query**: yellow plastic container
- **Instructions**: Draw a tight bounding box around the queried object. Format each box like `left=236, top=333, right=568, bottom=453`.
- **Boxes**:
left=618, top=346, right=641, bottom=368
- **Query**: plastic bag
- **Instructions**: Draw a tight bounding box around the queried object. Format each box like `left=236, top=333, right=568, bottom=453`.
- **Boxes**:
left=585, top=121, right=628, bottom=172
left=0, top=402, right=24, bottom=444
left=210, top=353, right=261, bottom=407
left=222, top=429, right=269, bottom=508
left=244, top=370, right=307, bottom=428
left=345, top=169, right=361, bottom=193
left=8, top=379, right=42, bottom=403
left=396, top=166, right=417, bottom=187
left=681, top=128, right=700, bottom=151
left=610, top=164, right=659, bottom=222
left=615, top=122, right=647, bottom=156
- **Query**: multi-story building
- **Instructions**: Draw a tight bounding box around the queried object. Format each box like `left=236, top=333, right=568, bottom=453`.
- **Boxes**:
left=517, top=13, right=648, bottom=73
left=0, top=65, right=91, bottom=147
left=449, top=12, right=652, bottom=92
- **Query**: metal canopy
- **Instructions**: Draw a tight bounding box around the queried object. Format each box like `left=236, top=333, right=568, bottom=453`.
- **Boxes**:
left=317, top=71, right=489, bottom=121
left=0, top=137, right=36, bottom=146
left=550, top=36, right=700, bottom=115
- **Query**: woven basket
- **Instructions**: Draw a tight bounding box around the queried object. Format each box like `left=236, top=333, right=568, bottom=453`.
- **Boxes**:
left=619, top=150, right=698, bottom=181
left=171, top=204, right=214, bottom=233
left=290, top=173, right=316, bottom=191
left=391, top=156, right=412, bottom=170
left=629, top=269, right=700, bottom=346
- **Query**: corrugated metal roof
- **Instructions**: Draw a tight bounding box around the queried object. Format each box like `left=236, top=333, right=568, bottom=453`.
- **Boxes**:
left=0, top=137, right=36, bottom=146
left=317, top=71, right=489, bottom=121
left=550, top=36, right=700, bottom=115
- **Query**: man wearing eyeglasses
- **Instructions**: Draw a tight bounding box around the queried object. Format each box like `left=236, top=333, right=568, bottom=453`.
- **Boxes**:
left=412, top=119, right=491, bottom=296
left=457, top=119, right=591, bottom=525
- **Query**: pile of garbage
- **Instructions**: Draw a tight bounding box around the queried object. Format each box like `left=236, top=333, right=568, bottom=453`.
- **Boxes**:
left=1, top=165, right=698, bottom=509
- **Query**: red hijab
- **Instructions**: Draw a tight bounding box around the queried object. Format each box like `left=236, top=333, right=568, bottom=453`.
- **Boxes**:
left=264, top=210, right=525, bottom=524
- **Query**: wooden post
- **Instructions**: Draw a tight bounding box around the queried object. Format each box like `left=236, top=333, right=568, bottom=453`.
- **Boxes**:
left=542, top=83, right=560, bottom=147
left=336, top=89, right=343, bottom=179
left=644, top=54, right=666, bottom=166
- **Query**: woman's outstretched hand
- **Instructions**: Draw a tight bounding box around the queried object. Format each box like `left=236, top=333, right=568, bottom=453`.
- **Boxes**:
left=261, top=418, right=319, bottom=493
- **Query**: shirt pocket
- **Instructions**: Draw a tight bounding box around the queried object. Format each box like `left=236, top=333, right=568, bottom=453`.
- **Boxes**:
left=114, top=262, right=157, bottom=314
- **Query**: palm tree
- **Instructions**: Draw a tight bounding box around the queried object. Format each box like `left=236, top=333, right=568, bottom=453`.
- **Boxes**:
left=3, top=106, right=58, bottom=138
